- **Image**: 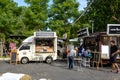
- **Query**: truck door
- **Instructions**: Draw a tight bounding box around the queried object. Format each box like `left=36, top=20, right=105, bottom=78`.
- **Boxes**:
left=18, top=44, right=32, bottom=63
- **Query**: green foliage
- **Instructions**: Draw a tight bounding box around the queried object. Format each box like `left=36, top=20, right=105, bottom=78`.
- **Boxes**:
left=0, top=0, right=49, bottom=44
left=48, top=0, right=80, bottom=38
left=0, top=0, right=17, bottom=35
left=82, top=0, right=120, bottom=32
left=0, top=33, right=5, bottom=42
left=1, top=0, right=119, bottom=46
left=24, top=0, right=49, bottom=30
left=0, top=0, right=94, bottom=45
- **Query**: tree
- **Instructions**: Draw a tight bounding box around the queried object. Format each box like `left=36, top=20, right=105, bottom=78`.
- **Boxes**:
left=0, top=0, right=18, bottom=35
left=14, top=6, right=32, bottom=36
left=83, top=0, right=120, bottom=32
left=48, top=0, right=80, bottom=39
left=24, top=0, right=49, bottom=31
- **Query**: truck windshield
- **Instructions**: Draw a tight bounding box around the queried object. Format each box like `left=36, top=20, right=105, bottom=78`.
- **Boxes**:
left=19, top=44, right=30, bottom=50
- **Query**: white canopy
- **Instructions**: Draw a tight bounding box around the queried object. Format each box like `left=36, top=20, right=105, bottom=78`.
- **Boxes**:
left=22, top=36, right=34, bottom=43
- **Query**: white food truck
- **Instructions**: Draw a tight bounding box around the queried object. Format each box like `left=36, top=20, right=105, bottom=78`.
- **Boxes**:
left=17, top=31, right=57, bottom=64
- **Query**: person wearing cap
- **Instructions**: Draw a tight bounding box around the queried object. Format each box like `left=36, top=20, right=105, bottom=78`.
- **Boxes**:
left=67, top=47, right=78, bottom=69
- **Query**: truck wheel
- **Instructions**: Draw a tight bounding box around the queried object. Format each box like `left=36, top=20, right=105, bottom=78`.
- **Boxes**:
left=46, top=57, right=53, bottom=64
left=21, top=57, right=29, bottom=64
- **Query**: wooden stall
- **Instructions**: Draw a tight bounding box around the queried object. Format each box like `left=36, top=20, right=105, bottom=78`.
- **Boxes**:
left=78, top=24, right=120, bottom=68
left=82, top=32, right=120, bottom=64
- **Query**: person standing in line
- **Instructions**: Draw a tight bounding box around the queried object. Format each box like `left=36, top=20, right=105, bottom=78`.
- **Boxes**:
left=67, top=47, right=78, bottom=69
left=78, top=45, right=84, bottom=57
left=110, top=40, right=120, bottom=73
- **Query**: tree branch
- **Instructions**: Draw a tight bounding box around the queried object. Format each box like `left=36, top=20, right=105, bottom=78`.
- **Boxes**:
left=112, top=16, right=120, bottom=23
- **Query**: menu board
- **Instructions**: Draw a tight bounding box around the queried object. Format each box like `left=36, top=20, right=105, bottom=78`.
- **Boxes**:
left=101, top=45, right=109, bottom=59
left=11, top=52, right=17, bottom=61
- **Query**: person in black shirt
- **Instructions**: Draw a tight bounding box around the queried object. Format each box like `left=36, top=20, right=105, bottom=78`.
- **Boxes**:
left=110, top=40, right=120, bottom=73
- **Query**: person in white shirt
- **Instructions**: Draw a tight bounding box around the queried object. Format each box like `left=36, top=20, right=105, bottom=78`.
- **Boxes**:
left=67, top=47, right=77, bottom=69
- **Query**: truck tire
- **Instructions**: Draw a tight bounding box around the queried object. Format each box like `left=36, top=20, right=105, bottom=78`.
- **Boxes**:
left=46, top=57, right=53, bottom=64
left=21, top=57, right=29, bottom=64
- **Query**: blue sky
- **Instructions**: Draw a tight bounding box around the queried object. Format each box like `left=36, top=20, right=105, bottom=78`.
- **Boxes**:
left=77, top=0, right=87, bottom=10
left=13, top=0, right=87, bottom=10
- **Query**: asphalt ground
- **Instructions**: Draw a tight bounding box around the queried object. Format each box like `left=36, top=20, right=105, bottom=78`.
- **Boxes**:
left=0, top=60, right=120, bottom=80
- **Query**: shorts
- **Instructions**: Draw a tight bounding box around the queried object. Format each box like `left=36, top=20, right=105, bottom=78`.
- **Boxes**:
left=110, top=54, right=117, bottom=63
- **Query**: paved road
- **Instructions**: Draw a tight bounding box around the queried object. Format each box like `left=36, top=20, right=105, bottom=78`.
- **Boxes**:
left=0, top=60, right=120, bottom=80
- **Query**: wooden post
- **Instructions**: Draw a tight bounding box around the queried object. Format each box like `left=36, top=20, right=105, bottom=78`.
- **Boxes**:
left=92, top=51, right=103, bottom=69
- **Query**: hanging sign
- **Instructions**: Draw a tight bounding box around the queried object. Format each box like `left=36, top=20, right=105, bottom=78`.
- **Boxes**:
left=107, top=24, right=120, bottom=35
left=77, top=27, right=89, bottom=37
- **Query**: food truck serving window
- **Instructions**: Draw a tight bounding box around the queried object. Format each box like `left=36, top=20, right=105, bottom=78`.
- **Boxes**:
left=35, top=38, right=53, bottom=46
left=35, top=38, right=54, bottom=53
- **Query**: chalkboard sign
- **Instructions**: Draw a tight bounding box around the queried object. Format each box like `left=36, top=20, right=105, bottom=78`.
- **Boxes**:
left=11, top=52, right=17, bottom=61
left=10, top=52, right=17, bottom=64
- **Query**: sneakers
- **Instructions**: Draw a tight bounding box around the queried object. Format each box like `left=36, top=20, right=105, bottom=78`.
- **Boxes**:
left=110, top=69, right=120, bottom=73
left=111, top=70, right=114, bottom=73
left=116, top=69, right=120, bottom=73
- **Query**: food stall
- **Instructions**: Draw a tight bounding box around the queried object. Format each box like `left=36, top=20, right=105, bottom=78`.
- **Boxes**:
left=81, top=24, right=120, bottom=65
